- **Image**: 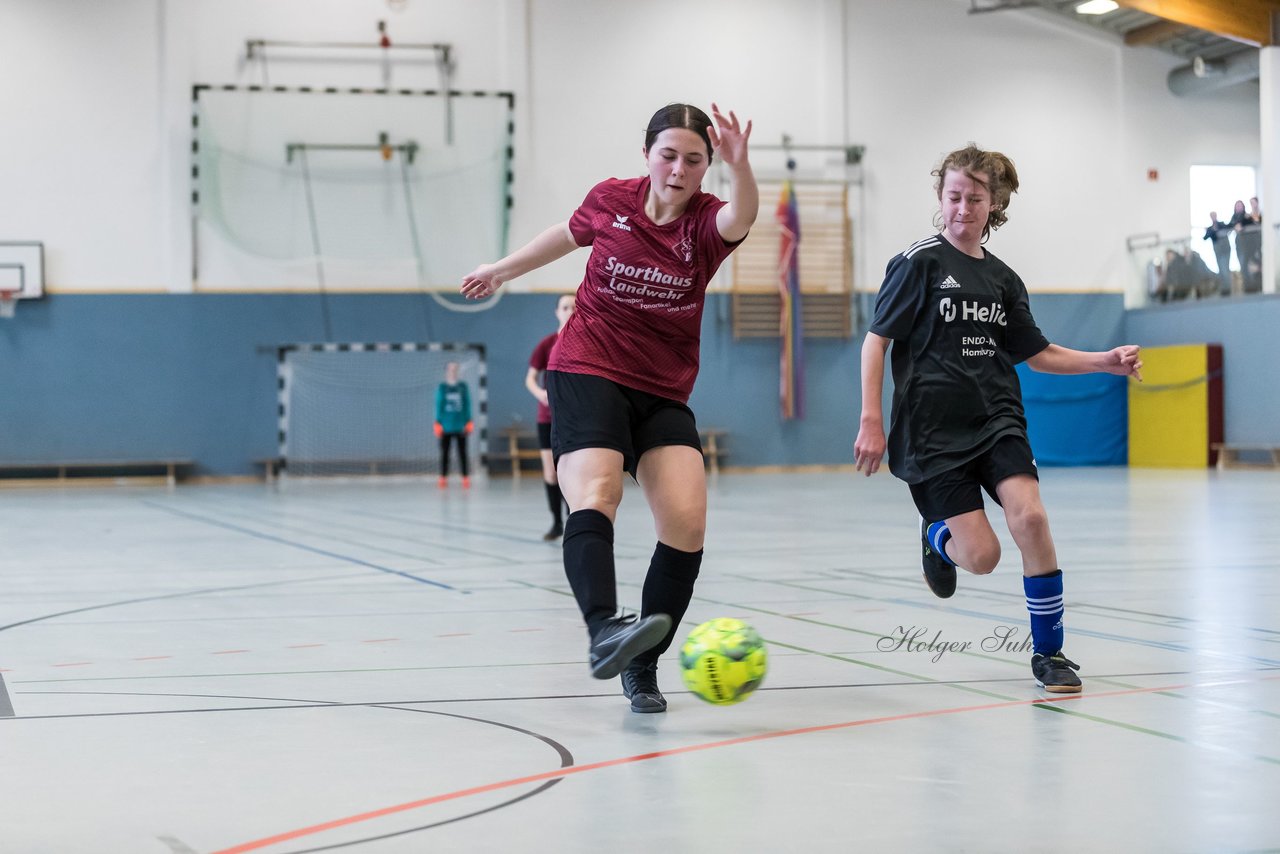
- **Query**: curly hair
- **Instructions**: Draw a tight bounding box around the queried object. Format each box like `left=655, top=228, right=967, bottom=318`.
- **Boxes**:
left=932, top=144, right=1019, bottom=240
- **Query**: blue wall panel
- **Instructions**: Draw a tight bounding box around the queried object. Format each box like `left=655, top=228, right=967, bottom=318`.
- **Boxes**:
left=1018, top=292, right=1129, bottom=467
left=10, top=289, right=1262, bottom=476
left=1019, top=368, right=1128, bottom=466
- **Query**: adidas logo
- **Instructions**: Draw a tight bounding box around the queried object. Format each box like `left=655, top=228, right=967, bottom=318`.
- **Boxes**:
left=612, top=214, right=632, bottom=232
left=939, top=275, right=961, bottom=289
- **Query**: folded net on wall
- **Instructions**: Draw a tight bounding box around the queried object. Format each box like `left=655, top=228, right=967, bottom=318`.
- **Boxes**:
left=193, top=86, right=512, bottom=290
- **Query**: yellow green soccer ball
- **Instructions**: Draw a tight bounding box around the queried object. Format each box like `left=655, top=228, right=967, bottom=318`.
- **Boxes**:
left=679, top=618, right=768, bottom=705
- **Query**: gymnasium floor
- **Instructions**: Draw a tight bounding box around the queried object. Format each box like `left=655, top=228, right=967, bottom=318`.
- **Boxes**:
left=2, top=468, right=1278, bottom=854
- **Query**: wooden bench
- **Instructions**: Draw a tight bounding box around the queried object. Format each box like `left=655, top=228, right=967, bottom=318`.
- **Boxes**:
left=1212, top=444, right=1280, bottom=471
left=488, top=427, right=728, bottom=477
left=0, top=459, right=194, bottom=487
left=490, top=426, right=545, bottom=481
left=700, top=428, right=727, bottom=475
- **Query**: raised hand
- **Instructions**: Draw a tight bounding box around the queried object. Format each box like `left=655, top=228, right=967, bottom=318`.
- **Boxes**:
left=707, top=103, right=752, bottom=168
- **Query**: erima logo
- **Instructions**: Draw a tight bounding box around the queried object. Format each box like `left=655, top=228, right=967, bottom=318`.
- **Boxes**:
left=939, top=275, right=960, bottom=289
left=939, top=297, right=1007, bottom=326
left=612, top=214, right=632, bottom=232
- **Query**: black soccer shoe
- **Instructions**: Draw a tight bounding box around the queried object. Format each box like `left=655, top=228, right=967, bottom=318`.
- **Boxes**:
left=542, top=523, right=564, bottom=542
left=1032, top=651, right=1083, bottom=694
left=588, top=613, right=672, bottom=680
left=621, top=659, right=667, bottom=713
left=920, top=518, right=957, bottom=599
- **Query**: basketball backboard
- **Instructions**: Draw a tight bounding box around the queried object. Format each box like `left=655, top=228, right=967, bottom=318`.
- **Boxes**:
left=0, top=242, right=44, bottom=299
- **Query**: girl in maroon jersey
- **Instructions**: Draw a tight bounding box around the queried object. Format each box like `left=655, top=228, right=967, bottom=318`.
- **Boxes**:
left=525, top=293, right=576, bottom=540
left=463, top=103, right=757, bottom=713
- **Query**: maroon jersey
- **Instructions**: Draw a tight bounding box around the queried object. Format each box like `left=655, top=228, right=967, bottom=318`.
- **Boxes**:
left=528, top=331, right=559, bottom=424
left=549, top=176, right=740, bottom=402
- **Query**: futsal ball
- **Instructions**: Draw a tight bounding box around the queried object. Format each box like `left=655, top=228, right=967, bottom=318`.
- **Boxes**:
left=679, top=618, right=768, bottom=705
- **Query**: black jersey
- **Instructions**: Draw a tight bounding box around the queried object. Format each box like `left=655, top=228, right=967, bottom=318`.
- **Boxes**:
left=869, top=234, right=1049, bottom=484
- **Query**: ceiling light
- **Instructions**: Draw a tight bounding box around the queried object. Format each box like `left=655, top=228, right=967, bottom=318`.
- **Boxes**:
left=1075, top=0, right=1119, bottom=14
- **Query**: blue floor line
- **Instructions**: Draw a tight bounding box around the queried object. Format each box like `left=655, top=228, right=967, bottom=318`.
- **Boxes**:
left=142, top=500, right=461, bottom=592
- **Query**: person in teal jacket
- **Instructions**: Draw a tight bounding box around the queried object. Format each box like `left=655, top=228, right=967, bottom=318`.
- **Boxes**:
left=434, top=361, right=473, bottom=488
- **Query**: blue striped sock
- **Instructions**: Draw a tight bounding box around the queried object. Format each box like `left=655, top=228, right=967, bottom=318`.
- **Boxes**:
left=925, top=520, right=956, bottom=566
left=1024, top=570, right=1064, bottom=655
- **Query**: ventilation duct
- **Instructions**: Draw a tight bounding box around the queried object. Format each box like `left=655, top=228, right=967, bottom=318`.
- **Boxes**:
left=1168, top=50, right=1260, bottom=95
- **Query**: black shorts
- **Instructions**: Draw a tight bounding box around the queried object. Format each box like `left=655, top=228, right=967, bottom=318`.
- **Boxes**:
left=536, top=422, right=553, bottom=450
left=545, top=370, right=701, bottom=477
left=908, top=434, right=1038, bottom=522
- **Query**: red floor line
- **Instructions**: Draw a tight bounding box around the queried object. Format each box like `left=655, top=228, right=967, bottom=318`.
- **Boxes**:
left=360, top=639, right=399, bottom=644
left=436, top=633, right=470, bottom=638
left=212, top=650, right=250, bottom=655
left=209, top=675, right=1268, bottom=854
left=287, top=644, right=325, bottom=649
left=133, top=656, right=172, bottom=661
left=52, top=662, right=92, bottom=668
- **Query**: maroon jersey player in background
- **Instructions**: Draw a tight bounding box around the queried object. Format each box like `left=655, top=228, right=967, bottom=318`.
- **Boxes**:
left=462, top=103, right=757, bottom=713
left=525, top=293, right=576, bottom=541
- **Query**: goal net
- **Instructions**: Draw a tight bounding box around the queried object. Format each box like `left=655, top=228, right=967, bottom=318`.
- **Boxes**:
left=194, top=86, right=513, bottom=290
left=278, top=343, right=486, bottom=478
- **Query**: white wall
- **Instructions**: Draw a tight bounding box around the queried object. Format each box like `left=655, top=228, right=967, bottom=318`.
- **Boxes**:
left=0, top=0, right=1260, bottom=294
left=520, top=0, right=847, bottom=287
left=1, top=0, right=167, bottom=288
left=846, top=1, right=1131, bottom=291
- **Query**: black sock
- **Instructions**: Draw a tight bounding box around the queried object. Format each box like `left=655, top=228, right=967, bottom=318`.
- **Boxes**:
left=545, top=482, right=564, bottom=528
left=636, top=541, right=702, bottom=663
left=562, top=509, right=617, bottom=637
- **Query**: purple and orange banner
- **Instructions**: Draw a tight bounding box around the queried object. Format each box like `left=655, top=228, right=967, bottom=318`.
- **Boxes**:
left=777, top=180, right=805, bottom=419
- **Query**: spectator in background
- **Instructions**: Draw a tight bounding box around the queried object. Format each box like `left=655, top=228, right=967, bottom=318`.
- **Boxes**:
left=1203, top=211, right=1234, bottom=296
left=1157, top=247, right=1214, bottom=302
left=1236, top=197, right=1263, bottom=293
left=1158, top=248, right=1188, bottom=302
left=1184, top=246, right=1217, bottom=299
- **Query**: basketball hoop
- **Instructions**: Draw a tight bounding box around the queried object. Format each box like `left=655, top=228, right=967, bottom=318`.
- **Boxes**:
left=0, top=291, right=16, bottom=319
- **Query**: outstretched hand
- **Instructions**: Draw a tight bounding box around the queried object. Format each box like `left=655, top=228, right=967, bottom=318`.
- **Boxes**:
left=460, top=264, right=504, bottom=300
left=853, top=424, right=886, bottom=477
left=707, top=103, right=752, bottom=168
left=1105, top=345, right=1143, bottom=382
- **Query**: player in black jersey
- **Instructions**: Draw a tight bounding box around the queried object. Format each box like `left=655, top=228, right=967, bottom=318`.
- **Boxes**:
left=854, top=143, right=1143, bottom=693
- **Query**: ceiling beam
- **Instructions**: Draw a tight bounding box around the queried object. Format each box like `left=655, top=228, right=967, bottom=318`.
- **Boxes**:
left=1123, top=19, right=1188, bottom=46
left=1114, top=0, right=1280, bottom=47
left=967, top=0, right=1040, bottom=13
